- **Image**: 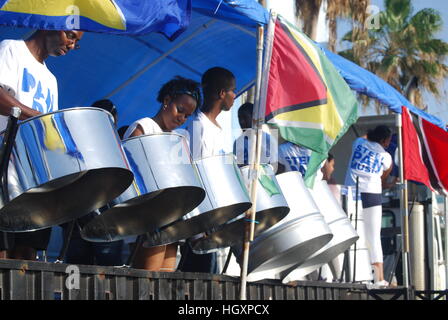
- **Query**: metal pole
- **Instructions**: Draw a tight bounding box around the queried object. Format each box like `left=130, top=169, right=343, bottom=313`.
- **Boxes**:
left=239, top=25, right=264, bottom=300
left=397, top=113, right=410, bottom=288
left=55, top=221, right=75, bottom=263
left=0, top=107, right=21, bottom=253
left=222, top=250, right=233, bottom=275
left=353, top=178, right=359, bottom=283
left=444, top=196, right=448, bottom=292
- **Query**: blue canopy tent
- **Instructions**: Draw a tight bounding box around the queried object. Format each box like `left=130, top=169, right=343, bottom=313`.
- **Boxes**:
left=0, top=0, right=443, bottom=129
left=1, top=1, right=445, bottom=276
left=0, top=0, right=268, bottom=128
left=321, top=47, right=446, bottom=129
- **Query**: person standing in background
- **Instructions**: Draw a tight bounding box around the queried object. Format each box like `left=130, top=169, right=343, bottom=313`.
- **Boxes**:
left=345, top=125, right=394, bottom=288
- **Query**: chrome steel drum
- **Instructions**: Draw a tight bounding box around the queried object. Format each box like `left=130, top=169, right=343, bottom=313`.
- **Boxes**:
left=81, top=133, right=206, bottom=241
left=190, top=164, right=289, bottom=254
left=143, top=154, right=252, bottom=247
left=280, top=180, right=359, bottom=283
left=0, top=108, right=134, bottom=232
left=232, top=171, right=333, bottom=281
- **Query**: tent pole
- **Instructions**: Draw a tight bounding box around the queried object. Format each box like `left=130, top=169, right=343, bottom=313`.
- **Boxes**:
left=397, top=112, right=410, bottom=289
left=239, top=24, right=264, bottom=300
left=444, top=196, right=448, bottom=292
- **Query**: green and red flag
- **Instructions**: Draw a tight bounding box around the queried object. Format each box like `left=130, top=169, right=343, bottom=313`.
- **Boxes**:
left=261, top=14, right=358, bottom=186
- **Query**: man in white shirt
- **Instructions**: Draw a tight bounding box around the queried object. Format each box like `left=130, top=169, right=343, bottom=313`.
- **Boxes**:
left=0, top=29, right=84, bottom=260
left=278, top=141, right=311, bottom=176
left=233, top=102, right=279, bottom=170
left=186, top=67, right=236, bottom=160
left=181, top=67, right=236, bottom=273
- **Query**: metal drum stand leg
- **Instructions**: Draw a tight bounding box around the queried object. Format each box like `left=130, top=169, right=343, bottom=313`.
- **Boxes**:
left=0, top=108, right=21, bottom=253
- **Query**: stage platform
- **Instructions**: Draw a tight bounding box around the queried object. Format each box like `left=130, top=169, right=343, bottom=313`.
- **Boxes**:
left=0, top=259, right=418, bottom=300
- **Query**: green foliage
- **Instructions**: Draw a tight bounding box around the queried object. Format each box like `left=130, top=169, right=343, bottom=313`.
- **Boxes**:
left=340, top=0, right=448, bottom=111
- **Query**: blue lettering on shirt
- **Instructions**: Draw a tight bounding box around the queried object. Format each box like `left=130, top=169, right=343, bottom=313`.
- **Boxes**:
left=45, top=88, right=54, bottom=112
left=350, top=141, right=385, bottom=175
left=21, top=68, right=54, bottom=113
left=22, top=68, right=36, bottom=92
left=285, top=155, right=310, bottom=176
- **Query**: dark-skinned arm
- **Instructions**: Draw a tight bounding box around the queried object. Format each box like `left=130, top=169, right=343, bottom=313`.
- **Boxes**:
left=129, top=124, right=144, bottom=137
left=381, top=164, right=394, bottom=190
left=0, top=87, right=41, bottom=120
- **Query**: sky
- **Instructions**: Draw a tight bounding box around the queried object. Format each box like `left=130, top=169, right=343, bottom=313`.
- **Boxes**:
left=265, top=0, right=448, bottom=124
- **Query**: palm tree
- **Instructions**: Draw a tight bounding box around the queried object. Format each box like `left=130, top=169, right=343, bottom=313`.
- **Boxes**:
left=340, top=0, right=448, bottom=110
left=295, top=0, right=370, bottom=52
left=295, top=0, right=323, bottom=42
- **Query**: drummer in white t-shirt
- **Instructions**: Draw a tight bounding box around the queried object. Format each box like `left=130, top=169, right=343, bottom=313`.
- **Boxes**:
left=345, top=125, right=394, bottom=287
left=123, top=76, right=201, bottom=272
left=233, top=102, right=279, bottom=170
left=0, top=29, right=83, bottom=260
left=180, top=67, right=236, bottom=273
left=278, top=141, right=311, bottom=176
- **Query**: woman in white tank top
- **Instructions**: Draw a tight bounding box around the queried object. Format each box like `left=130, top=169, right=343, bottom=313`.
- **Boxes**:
left=124, top=76, right=201, bottom=272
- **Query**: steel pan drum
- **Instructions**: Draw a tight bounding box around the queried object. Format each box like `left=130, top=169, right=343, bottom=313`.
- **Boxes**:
left=232, top=171, right=333, bottom=281
left=143, top=154, right=252, bottom=247
left=0, top=108, right=134, bottom=232
left=190, top=164, right=289, bottom=254
left=280, top=180, right=359, bottom=283
left=80, top=133, right=206, bottom=241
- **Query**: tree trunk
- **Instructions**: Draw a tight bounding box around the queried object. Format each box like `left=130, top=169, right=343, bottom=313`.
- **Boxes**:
left=304, top=13, right=320, bottom=41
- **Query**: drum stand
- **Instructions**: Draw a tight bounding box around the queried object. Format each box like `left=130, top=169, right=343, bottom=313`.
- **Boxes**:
left=221, top=250, right=233, bottom=274
left=0, top=108, right=21, bottom=254
left=125, top=235, right=144, bottom=268
left=55, top=221, right=75, bottom=263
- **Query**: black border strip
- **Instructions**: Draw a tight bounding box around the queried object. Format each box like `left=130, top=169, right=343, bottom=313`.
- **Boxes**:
left=265, top=98, right=328, bottom=122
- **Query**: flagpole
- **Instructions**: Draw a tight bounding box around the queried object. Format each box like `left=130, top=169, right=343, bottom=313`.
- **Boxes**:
left=397, top=112, right=410, bottom=289
left=239, top=11, right=276, bottom=300
left=444, top=195, right=448, bottom=292
left=239, top=24, right=265, bottom=300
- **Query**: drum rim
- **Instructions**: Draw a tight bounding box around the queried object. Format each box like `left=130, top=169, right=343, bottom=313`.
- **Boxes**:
left=193, top=152, right=237, bottom=163
left=122, top=131, right=186, bottom=143
left=240, top=163, right=275, bottom=172
left=12, top=107, right=115, bottom=127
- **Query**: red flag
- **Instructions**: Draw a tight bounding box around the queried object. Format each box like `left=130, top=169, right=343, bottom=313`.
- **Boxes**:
left=402, top=106, right=448, bottom=194
left=420, top=116, right=448, bottom=194
left=402, top=106, right=432, bottom=189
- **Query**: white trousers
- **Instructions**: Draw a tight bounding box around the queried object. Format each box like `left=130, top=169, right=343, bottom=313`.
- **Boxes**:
left=362, top=205, right=383, bottom=264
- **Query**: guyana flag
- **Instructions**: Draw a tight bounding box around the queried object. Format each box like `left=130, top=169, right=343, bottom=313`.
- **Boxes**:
left=263, top=15, right=358, bottom=186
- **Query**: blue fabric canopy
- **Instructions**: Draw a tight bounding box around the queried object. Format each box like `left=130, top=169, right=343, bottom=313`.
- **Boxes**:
left=320, top=46, right=445, bottom=129
left=0, top=0, right=443, bottom=130
left=0, top=0, right=192, bottom=39
left=0, top=0, right=267, bottom=128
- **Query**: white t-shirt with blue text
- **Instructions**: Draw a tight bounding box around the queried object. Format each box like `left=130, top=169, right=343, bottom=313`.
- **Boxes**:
left=233, top=124, right=278, bottom=168
left=0, top=39, right=58, bottom=131
left=278, top=142, right=311, bottom=177
left=345, top=137, right=392, bottom=194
